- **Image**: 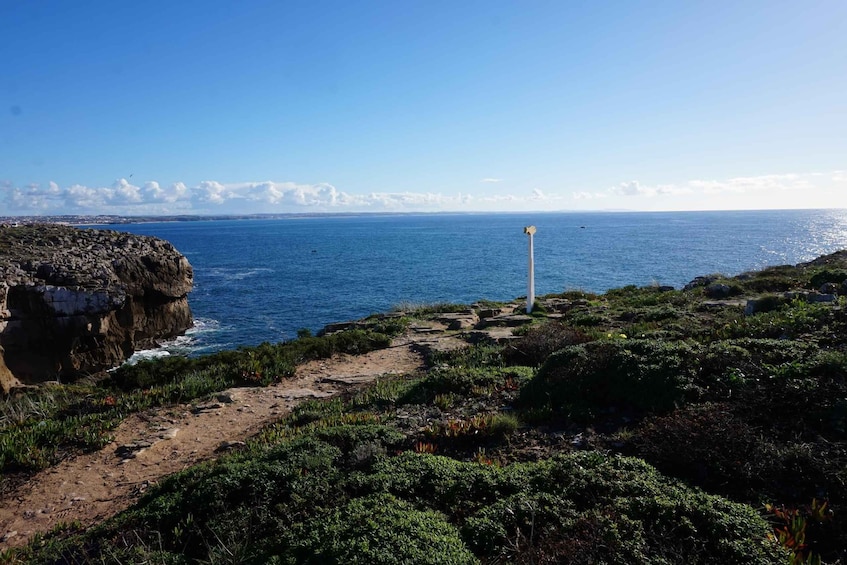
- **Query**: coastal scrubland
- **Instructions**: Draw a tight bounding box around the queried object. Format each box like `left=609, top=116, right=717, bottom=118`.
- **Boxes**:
left=4, top=253, right=847, bottom=563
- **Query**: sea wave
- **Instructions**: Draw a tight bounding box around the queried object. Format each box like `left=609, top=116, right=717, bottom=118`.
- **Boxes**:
left=124, top=317, right=224, bottom=365
left=204, top=267, right=273, bottom=281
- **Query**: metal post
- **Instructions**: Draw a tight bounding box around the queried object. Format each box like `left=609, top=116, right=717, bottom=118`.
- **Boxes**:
left=524, top=226, right=536, bottom=314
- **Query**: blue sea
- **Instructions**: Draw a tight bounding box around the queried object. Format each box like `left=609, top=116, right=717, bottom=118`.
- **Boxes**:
left=98, top=209, right=847, bottom=359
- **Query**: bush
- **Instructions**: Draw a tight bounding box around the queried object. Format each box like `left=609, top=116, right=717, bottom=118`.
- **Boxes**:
left=519, top=339, right=699, bottom=419
left=426, top=343, right=504, bottom=370
left=369, top=452, right=785, bottom=564
left=633, top=404, right=847, bottom=508
left=19, top=445, right=785, bottom=564
left=809, top=269, right=847, bottom=289
left=288, top=493, right=477, bottom=564
left=633, top=404, right=773, bottom=498
left=504, top=321, right=592, bottom=366
left=400, top=366, right=534, bottom=404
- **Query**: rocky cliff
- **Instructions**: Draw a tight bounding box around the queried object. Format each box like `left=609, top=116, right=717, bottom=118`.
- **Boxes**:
left=0, top=224, right=193, bottom=391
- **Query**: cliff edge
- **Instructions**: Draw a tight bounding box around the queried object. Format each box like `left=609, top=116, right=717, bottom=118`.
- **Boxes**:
left=0, top=224, right=193, bottom=391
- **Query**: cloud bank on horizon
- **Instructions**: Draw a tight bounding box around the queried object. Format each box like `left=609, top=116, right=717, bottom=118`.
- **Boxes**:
left=2, top=172, right=845, bottom=216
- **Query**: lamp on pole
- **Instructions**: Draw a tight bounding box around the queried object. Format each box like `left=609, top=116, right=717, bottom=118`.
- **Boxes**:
left=524, top=225, right=536, bottom=314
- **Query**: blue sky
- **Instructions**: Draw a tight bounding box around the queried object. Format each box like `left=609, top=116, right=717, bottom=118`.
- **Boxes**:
left=1, top=0, right=845, bottom=215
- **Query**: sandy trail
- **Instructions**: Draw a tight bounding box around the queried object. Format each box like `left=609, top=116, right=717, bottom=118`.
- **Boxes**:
left=0, top=340, right=427, bottom=548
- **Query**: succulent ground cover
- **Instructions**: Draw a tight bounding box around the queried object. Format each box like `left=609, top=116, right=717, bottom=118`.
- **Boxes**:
left=6, top=252, right=847, bottom=563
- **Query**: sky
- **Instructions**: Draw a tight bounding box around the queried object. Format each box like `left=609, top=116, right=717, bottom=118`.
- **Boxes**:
left=1, top=0, right=845, bottom=215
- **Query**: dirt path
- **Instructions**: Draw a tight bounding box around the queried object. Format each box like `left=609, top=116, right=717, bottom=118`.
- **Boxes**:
left=0, top=339, right=429, bottom=548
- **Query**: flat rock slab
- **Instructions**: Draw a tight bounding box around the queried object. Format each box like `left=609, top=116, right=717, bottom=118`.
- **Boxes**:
left=320, top=375, right=382, bottom=385
left=410, top=325, right=443, bottom=334
left=413, top=336, right=470, bottom=355
left=469, top=328, right=522, bottom=343
left=700, top=299, right=746, bottom=308
left=433, top=313, right=478, bottom=330
left=478, top=314, right=533, bottom=328
left=278, top=388, right=336, bottom=399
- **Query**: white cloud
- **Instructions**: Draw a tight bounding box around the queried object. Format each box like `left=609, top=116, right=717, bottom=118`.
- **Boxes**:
left=604, top=174, right=812, bottom=200
left=194, top=181, right=230, bottom=204
left=110, top=178, right=142, bottom=204
left=613, top=180, right=651, bottom=196
left=687, top=174, right=812, bottom=195
left=480, top=178, right=503, bottom=183
left=572, top=191, right=608, bottom=200
left=2, top=171, right=845, bottom=215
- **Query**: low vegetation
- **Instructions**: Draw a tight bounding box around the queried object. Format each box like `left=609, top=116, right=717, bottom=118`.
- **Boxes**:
left=7, top=253, right=847, bottom=563
left=0, top=324, right=400, bottom=488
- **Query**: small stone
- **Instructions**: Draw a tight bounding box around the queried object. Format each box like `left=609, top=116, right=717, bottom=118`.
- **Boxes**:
left=159, top=427, right=179, bottom=440
left=215, top=440, right=246, bottom=453
left=191, top=402, right=223, bottom=414
left=216, top=392, right=235, bottom=404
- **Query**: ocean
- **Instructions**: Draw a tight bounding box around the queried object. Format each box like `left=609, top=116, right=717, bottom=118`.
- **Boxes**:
left=96, top=209, right=847, bottom=359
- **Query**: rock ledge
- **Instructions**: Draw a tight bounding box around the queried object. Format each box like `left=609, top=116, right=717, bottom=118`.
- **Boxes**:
left=0, top=224, right=193, bottom=391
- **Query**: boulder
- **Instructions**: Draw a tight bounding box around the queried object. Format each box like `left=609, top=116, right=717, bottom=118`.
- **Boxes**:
left=820, top=282, right=840, bottom=295
left=704, top=283, right=732, bottom=299
left=0, top=224, right=193, bottom=391
left=537, top=298, right=574, bottom=313
left=684, top=275, right=719, bottom=291
left=434, top=312, right=478, bottom=330
left=477, top=314, right=533, bottom=328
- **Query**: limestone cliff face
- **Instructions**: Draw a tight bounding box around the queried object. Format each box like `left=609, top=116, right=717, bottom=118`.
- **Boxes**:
left=0, top=224, right=193, bottom=390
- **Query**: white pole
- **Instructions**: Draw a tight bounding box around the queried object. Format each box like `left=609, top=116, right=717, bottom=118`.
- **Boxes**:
left=524, top=226, right=536, bottom=313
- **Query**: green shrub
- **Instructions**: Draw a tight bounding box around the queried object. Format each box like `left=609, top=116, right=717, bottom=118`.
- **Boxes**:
left=504, top=321, right=592, bottom=366
left=288, top=493, right=478, bottom=564
left=633, top=404, right=847, bottom=507
left=19, top=445, right=785, bottom=564
left=569, top=312, right=606, bottom=327
left=519, top=339, right=699, bottom=419
left=426, top=343, right=504, bottom=370
left=716, top=300, right=832, bottom=339
left=400, top=366, right=534, bottom=404
left=641, top=304, right=682, bottom=322
left=809, top=269, right=847, bottom=289
left=314, top=424, right=405, bottom=455
left=367, top=452, right=784, bottom=564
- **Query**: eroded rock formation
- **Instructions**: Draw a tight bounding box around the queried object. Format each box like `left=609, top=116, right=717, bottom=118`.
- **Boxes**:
left=0, top=224, right=193, bottom=391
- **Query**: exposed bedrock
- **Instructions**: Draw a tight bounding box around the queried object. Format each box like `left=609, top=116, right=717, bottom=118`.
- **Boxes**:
left=0, top=224, right=193, bottom=391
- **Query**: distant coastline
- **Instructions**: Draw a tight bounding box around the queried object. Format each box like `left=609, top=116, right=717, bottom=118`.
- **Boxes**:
left=1, top=210, right=633, bottom=226
left=1, top=208, right=841, bottom=227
